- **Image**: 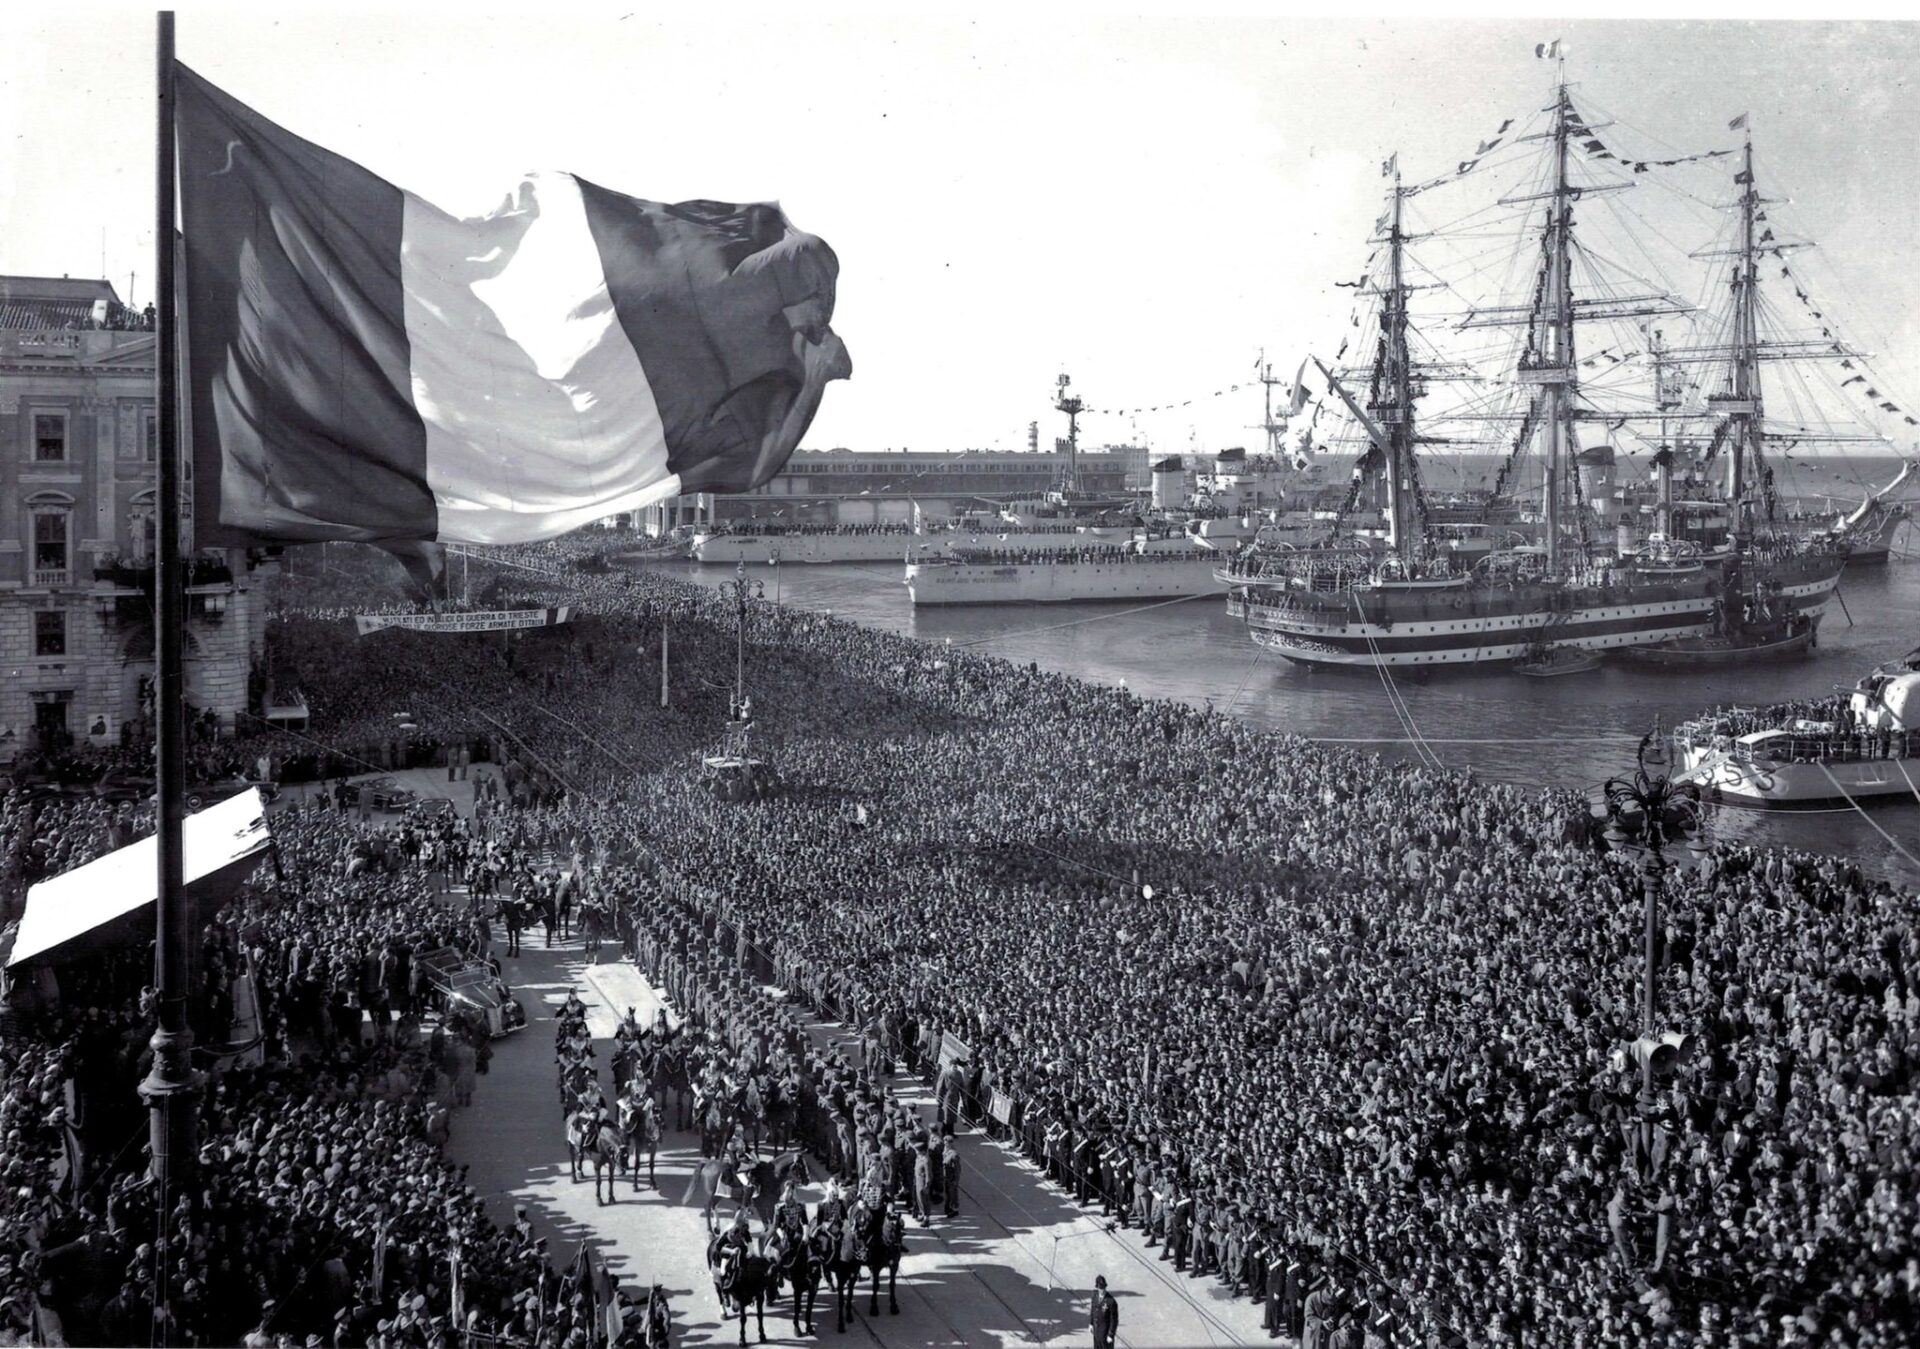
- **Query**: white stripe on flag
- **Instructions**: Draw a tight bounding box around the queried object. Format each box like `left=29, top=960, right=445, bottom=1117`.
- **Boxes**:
left=401, top=171, right=681, bottom=543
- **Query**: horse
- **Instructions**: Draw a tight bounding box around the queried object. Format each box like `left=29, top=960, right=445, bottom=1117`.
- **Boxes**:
left=697, top=1091, right=732, bottom=1161
left=706, top=1236, right=773, bottom=1346
left=823, top=1212, right=867, bottom=1334
left=856, top=1200, right=906, bottom=1319
left=621, top=1091, right=660, bottom=1191
left=566, top=1106, right=624, bottom=1205
left=765, top=1223, right=820, bottom=1338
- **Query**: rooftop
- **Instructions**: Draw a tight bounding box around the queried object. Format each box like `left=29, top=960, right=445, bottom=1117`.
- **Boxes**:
left=0, top=274, right=150, bottom=332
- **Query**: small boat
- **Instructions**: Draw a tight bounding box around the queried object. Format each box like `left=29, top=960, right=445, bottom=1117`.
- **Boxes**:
left=1515, top=643, right=1603, bottom=677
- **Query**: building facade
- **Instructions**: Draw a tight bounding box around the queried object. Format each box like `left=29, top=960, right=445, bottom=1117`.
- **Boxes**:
left=0, top=275, right=259, bottom=761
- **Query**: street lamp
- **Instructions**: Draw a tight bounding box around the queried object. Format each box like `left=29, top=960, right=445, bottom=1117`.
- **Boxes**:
left=1601, top=734, right=1707, bottom=1045
left=1600, top=732, right=1707, bottom=1272
left=721, top=562, right=766, bottom=715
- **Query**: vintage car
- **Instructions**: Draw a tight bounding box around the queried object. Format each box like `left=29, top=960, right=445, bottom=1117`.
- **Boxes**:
left=417, top=946, right=526, bottom=1038
left=365, top=777, right=419, bottom=811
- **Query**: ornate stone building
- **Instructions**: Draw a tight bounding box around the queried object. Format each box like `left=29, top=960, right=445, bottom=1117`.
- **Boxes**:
left=0, top=275, right=260, bottom=761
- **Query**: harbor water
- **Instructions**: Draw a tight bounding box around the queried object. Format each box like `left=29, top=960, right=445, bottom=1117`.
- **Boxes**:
left=640, top=547, right=1920, bottom=884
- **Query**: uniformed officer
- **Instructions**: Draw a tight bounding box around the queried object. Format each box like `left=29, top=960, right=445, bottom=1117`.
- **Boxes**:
left=940, top=1125, right=961, bottom=1218
left=911, top=1136, right=934, bottom=1226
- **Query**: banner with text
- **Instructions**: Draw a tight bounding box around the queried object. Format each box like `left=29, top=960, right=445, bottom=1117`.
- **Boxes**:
left=355, top=606, right=574, bottom=636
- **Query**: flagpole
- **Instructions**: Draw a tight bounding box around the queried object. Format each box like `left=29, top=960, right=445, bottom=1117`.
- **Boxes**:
left=141, top=6, right=199, bottom=1271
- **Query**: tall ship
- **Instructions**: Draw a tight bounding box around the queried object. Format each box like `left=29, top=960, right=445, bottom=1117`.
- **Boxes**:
left=1225, top=57, right=1870, bottom=670
left=1674, top=652, right=1920, bottom=807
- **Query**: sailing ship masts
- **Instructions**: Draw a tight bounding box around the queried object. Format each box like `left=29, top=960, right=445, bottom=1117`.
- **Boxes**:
left=1539, top=83, right=1578, bottom=574
left=1650, top=328, right=1676, bottom=539
left=1384, top=170, right=1415, bottom=560
left=1727, top=134, right=1760, bottom=529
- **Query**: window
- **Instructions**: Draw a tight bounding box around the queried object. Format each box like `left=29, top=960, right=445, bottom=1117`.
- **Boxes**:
left=31, top=510, right=68, bottom=583
left=143, top=411, right=158, bottom=462
left=34, top=611, right=66, bottom=658
left=33, top=412, right=67, bottom=462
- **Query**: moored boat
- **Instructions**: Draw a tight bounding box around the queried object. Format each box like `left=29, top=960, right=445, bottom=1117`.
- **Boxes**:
left=1673, top=651, right=1920, bottom=807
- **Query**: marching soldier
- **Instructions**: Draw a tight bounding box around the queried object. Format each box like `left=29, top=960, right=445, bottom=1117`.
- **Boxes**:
left=1262, top=1233, right=1289, bottom=1337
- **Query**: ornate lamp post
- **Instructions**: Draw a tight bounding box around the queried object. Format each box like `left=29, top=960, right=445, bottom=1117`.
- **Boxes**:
left=704, top=563, right=770, bottom=802
left=722, top=561, right=765, bottom=718
left=1600, top=733, right=1709, bottom=1271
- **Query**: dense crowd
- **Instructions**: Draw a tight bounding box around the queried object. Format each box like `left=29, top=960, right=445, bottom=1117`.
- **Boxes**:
left=423, top=554, right=1917, bottom=1348
left=3, top=537, right=1916, bottom=1347
left=0, top=784, right=642, bottom=1345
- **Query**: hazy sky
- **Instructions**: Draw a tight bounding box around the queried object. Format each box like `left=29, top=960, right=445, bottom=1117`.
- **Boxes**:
left=6, top=8, right=1918, bottom=456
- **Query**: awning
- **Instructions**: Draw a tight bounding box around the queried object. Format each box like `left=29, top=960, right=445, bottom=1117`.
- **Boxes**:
left=6, top=789, right=271, bottom=969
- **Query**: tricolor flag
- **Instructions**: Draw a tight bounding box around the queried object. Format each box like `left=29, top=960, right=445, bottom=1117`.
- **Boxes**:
left=1535, top=39, right=1563, bottom=60
left=176, top=65, right=850, bottom=547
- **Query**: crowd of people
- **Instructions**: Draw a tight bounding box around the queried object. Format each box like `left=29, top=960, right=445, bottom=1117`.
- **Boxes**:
left=2, top=535, right=1916, bottom=1347
left=0, top=774, right=641, bottom=1344
left=403, top=551, right=1916, bottom=1348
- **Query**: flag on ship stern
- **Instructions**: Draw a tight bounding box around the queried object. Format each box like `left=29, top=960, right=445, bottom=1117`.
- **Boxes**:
left=175, top=64, right=850, bottom=547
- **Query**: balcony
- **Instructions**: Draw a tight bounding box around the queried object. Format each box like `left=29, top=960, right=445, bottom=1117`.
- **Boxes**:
left=30, top=568, right=70, bottom=588
left=93, top=556, right=235, bottom=590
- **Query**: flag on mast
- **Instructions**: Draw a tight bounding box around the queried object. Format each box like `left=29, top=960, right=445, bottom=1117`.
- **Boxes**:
left=175, top=64, right=850, bottom=547
left=1729, top=112, right=1749, bottom=131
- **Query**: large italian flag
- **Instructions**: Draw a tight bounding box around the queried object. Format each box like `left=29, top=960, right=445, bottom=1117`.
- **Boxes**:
left=175, top=64, right=850, bottom=547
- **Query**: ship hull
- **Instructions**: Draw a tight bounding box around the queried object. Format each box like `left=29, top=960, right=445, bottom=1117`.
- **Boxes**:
left=1738, top=553, right=1846, bottom=615
left=691, top=532, right=934, bottom=564
left=1678, top=745, right=1920, bottom=808
left=1244, top=581, right=1718, bottom=669
left=905, top=557, right=1224, bottom=606
left=1618, top=624, right=1815, bottom=667
left=692, top=524, right=1140, bottom=564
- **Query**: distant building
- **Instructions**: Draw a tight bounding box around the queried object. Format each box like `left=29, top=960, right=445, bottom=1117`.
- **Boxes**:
left=0, top=275, right=259, bottom=760
left=633, top=446, right=1140, bottom=532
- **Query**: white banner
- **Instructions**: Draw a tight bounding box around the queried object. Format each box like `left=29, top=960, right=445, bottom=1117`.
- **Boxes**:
left=354, top=605, right=572, bottom=636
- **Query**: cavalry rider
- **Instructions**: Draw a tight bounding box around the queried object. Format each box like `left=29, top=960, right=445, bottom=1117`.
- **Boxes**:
left=772, top=1177, right=808, bottom=1242
left=582, top=1094, right=615, bottom=1153
left=720, top=1209, right=755, bottom=1264
left=561, top=986, right=587, bottom=1022
left=816, top=1179, right=849, bottom=1234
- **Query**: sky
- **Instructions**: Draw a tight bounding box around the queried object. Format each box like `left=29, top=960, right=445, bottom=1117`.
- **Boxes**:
left=6, top=7, right=1918, bottom=458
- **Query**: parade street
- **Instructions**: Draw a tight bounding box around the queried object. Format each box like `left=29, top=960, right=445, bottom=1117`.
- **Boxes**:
left=443, top=930, right=1277, bottom=1349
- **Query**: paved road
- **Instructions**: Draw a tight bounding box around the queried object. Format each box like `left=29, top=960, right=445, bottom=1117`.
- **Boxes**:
left=442, top=933, right=1282, bottom=1349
